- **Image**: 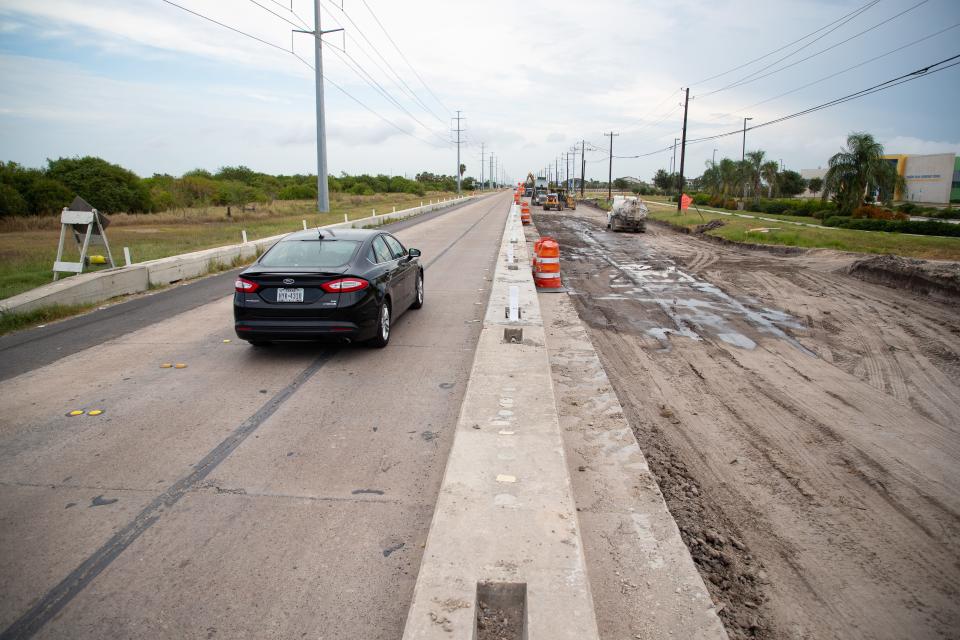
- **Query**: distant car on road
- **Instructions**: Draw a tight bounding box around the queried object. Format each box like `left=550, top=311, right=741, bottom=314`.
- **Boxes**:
left=234, top=228, right=423, bottom=347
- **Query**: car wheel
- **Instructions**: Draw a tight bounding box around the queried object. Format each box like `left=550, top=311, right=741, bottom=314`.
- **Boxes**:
left=368, top=299, right=391, bottom=348
left=410, top=271, right=424, bottom=309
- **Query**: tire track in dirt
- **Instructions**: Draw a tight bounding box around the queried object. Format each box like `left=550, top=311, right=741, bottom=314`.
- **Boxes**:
left=533, top=208, right=960, bottom=640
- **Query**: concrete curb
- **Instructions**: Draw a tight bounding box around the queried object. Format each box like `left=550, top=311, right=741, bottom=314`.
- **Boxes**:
left=0, top=196, right=476, bottom=315
left=401, top=205, right=599, bottom=639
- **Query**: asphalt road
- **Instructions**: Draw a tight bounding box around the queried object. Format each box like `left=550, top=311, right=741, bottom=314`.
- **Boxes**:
left=0, top=195, right=487, bottom=383
left=0, top=192, right=510, bottom=639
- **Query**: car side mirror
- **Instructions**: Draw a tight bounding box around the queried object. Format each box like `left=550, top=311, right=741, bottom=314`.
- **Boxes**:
left=407, top=248, right=421, bottom=258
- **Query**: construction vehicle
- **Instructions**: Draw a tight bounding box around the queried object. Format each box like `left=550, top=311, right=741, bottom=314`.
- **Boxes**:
left=606, top=195, right=648, bottom=232
left=556, top=187, right=576, bottom=210
left=543, top=193, right=562, bottom=211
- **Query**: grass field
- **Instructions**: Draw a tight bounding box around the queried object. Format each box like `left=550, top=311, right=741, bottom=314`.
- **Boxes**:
left=0, top=191, right=458, bottom=301
left=648, top=208, right=960, bottom=261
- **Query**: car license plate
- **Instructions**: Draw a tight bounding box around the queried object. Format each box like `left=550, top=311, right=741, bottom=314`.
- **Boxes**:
left=276, top=288, right=304, bottom=303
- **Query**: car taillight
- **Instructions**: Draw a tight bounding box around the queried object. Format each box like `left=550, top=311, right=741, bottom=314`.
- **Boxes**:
left=321, top=278, right=369, bottom=293
left=235, top=278, right=260, bottom=293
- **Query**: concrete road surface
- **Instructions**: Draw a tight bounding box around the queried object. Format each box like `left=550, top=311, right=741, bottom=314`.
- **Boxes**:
left=0, top=192, right=509, bottom=640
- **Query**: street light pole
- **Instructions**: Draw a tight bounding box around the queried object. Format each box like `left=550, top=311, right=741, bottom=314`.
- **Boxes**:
left=712, top=148, right=718, bottom=167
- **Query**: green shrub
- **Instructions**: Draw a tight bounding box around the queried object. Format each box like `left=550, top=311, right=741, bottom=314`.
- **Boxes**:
left=931, top=208, right=960, bottom=220
left=277, top=183, right=317, bottom=200
left=0, top=183, right=29, bottom=216
left=824, top=216, right=960, bottom=237
left=47, top=156, right=150, bottom=213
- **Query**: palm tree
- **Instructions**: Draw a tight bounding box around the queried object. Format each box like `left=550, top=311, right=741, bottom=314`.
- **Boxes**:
left=744, top=150, right=766, bottom=201
left=822, top=132, right=903, bottom=214
left=761, top=161, right=780, bottom=198
left=701, top=160, right=722, bottom=198
left=718, top=158, right=739, bottom=200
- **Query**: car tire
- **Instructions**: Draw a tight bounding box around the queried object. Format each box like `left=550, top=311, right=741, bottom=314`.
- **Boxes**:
left=368, top=299, right=391, bottom=348
left=410, top=270, right=424, bottom=309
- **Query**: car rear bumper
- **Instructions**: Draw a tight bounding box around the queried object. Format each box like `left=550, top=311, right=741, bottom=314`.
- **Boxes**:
left=234, top=319, right=376, bottom=342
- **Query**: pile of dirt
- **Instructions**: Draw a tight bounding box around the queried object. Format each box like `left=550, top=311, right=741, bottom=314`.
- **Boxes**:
left=640, top=414, right=771, bottom=639
left=847, top=254, right=960, bottom=304
left=694, top=219, right=726, bottom=234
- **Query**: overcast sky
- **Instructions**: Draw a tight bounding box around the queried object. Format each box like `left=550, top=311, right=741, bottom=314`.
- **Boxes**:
left=1, top=0, right=958, bottom=184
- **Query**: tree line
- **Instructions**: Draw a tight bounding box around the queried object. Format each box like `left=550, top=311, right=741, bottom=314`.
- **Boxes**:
left=0, top=156, right=467, bottom=217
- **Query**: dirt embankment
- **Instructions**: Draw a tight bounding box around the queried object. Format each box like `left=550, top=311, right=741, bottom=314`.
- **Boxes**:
left=846, top=254, right=960, bottom=305
left=534, top=207, right=960, bottom=640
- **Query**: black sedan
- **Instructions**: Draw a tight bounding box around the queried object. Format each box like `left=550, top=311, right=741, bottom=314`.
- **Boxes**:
left=233, top=228, right=423, bottom=347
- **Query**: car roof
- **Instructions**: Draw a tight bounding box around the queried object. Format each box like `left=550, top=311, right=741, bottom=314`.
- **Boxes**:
left=281, top=228, right=382, bottom=242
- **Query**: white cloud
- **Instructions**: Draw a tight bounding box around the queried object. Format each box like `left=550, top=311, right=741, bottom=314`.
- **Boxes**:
left=0, top=0, right=957, bottom=182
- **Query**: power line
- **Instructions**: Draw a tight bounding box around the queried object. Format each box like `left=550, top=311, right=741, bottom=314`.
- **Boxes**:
left=701, top=21, right=960, bottom=127
left=325, top=0, right=446, bottom=125
left=687, top=54, right=960, bottom=144
left=690, top=0, right=881, bottom=86
left=605, top=54, right=960, bottom=160
left=696, top=0, right=881, bottom=95
left=291, top=52, right=450, bottom=149
left=161, top=0, right=449, bottom=150
left=161, top=0, right=292, bottom=54
left=265, top=0, right=311, bottom=28
left=697, top=0, right=930, bottom=98
left=358, top=0, right=451, bottom=116
left=248, top=0, right=304, bottom=29
left=325, top=44, right=451, bottom=145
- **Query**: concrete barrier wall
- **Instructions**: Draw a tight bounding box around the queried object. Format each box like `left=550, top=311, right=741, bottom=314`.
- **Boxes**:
left=0, top=196, right=476, bottom=315
left=401, top=204, right=600, bottom=638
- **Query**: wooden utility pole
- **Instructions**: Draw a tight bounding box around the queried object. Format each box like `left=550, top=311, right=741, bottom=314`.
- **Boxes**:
left=677, top=88, right=690, bottom=212
left=604, top=132, right=618, bottom=199
left=580, top=139, right=586, bottom=197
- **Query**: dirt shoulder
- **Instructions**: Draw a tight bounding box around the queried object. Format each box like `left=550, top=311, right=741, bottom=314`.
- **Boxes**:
left=533, top=206, right=960, bottom=640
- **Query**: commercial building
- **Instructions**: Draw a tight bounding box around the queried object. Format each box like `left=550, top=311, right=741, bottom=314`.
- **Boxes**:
left=801, top=152, right=959, bottom=204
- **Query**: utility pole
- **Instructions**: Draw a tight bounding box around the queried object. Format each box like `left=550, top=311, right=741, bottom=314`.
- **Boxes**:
left=296, top=1, right=343, bottom=212
left=712, top=148, right=718, bottom=167
left=490, top=154, right=495, bottom=190
left=480, top=142, right=485, bottom=191
left=677, top=87, right=690, bottom=212
left=580, top=140, right=586, bottom=197
left=604, top=132, right=618, bottom=199
left=453, top=110, right=464, bottom=194
left=741, top=116, right=753, bottom=161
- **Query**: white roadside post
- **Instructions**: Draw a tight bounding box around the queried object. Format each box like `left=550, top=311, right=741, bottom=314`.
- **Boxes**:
left=123, top=247, right=132, bottom=266
left=302, top=220, right=308, bottom=230
left=241, top=230, right=247, bottom=243
left=508, top=285, right=519, bottom=321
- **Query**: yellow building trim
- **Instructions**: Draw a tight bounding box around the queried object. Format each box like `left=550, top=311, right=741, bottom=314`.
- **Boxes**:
left=882, top=154, right=907, bottom=200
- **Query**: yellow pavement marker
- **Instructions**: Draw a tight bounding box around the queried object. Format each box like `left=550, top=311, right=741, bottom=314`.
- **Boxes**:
left=67, top=410, right=84, bottom=417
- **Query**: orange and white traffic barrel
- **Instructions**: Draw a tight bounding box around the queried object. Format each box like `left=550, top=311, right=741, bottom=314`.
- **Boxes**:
left=533, top=237, right=561, bottom=288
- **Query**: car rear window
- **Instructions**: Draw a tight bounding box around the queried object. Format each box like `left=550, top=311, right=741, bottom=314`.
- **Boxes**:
left=259, top=239, right=360, bottom=268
